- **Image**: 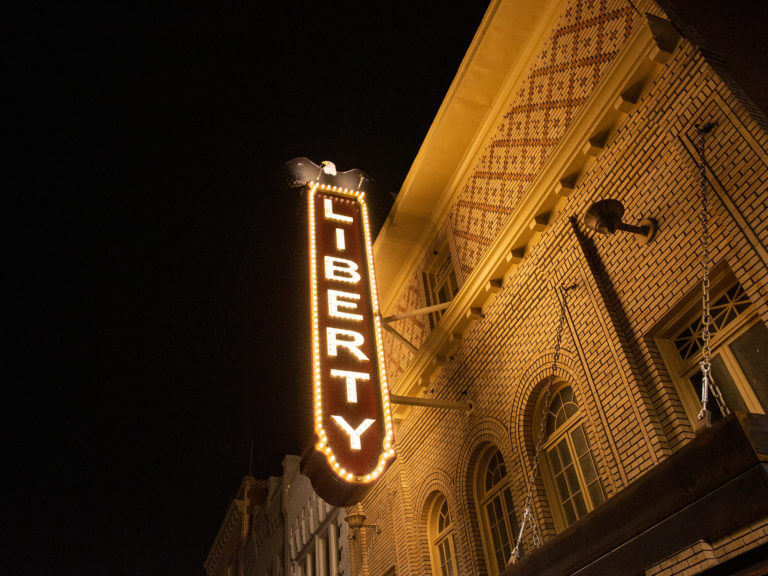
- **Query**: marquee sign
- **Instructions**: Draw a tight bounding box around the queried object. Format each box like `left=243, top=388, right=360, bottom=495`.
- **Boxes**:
left=302, top=181, right=395, bottom=506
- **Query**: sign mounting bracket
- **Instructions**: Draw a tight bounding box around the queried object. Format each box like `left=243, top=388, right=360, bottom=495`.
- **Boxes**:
left=382, top=301, right=452, bottom=323
left=390, top=394, right=472, bottom=412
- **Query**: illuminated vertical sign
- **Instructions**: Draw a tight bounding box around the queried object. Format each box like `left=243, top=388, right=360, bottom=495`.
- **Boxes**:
left=304, top=181, right=394, bottom=505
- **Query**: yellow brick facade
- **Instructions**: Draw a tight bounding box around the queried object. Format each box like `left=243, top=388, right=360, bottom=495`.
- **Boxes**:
left=355, top=1, right=768, bottom=575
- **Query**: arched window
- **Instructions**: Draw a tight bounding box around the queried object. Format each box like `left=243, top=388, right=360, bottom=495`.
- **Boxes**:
left=541, top=385, right=605, bottom=529
left=474, top=447, right=521, bottom=576
left=428, top=494, right=458, bottom=576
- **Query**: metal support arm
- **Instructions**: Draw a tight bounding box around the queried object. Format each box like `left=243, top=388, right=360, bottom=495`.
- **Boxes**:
left=382, top=322, right=419, bottom=353
left=382, top=301, right=452, bottom=323
left=390, top=394, right=472, bottom=412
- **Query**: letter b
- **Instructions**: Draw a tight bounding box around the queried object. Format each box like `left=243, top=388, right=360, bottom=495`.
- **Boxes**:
left=325, top=256, right=361, bottom=284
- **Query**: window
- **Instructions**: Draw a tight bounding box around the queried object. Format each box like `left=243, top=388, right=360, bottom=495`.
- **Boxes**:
left=541, top=386, right=605, bottom=529
left=664, top=282, right=768, bottom=422
left=428, top=495, right=458, bottom=576
left=424, top=245, right=458, bottom=326
left=320, top=534, right=331, bottom=576
left=474, top=448, right=521, bottom=575
left=337, top=521, right=343, bottom=568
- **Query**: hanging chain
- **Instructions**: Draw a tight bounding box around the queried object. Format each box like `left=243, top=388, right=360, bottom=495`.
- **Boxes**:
left=695, top=123, right=729, bottom=424
left=510, top=283, right=575, bottom=564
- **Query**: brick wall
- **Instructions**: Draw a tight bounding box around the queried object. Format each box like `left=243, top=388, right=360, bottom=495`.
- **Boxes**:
left=359, top=1, right=768, bottom=575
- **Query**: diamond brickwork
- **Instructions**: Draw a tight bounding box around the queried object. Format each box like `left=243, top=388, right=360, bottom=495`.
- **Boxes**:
left=451, top=0, right=634, bottom=277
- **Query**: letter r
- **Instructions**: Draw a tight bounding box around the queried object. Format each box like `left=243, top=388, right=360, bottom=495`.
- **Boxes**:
left=326, top=328, right=369, bottom=361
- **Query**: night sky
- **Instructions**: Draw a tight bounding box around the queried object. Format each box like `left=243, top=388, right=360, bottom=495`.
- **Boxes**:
left=8, top=2, right=487, bottom=574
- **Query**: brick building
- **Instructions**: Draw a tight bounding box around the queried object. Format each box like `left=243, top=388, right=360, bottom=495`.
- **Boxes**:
left=351, top=0, right=768, bottom=575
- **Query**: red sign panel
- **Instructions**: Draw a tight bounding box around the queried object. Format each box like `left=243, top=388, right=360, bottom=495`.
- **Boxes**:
left=303, top=182, right=394, bottom=505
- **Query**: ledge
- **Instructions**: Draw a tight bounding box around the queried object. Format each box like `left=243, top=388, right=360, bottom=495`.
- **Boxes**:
left=502, top=412, right=768, bottom=576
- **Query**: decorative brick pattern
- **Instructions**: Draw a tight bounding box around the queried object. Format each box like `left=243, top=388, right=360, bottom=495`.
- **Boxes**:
left=450, top=0, right=635, bottom=276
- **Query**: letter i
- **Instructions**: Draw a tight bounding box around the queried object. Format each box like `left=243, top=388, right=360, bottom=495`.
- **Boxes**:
left=335, top=228, right=346, bottom=251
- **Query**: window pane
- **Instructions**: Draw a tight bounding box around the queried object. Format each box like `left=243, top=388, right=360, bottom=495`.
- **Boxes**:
left=503, top=489, right=521, bottom=557
left=554, top=472, right=570, bottom=501
left=448, top=269, right=458, bottom=295
left=563, top=499, right=577, bottom=525
left=546, top=414, right=556, bottom=437
left=674, top=324, right=700, bottom=360
left=550, top=393, right=563, bottom=416
left=494, top=548, right=506, bottom=574
left=564, top=465, right=580, bottom=495
left=337, top=524, right=343, bottom=564
left=447, top=554, right=456, bottom=576
left=689, top=355, right=746, bottom=421
left=485, top=450, right=506, bottom=492
left=486, top=496, right=512, bottom=571
left=556, top=439, right=573, bottom=467
left=494, top=498, right=509, bottom=545
left=503, top=489, right=517, bottom=533
left=587, top=480, right=605, bottom=506
left=438, top=500, right=451, bottom=532
left=571, top=425, right=587, bottom=456
left=548, top=448, right=562, bottom=474
left=573, top=492, right=588, bottom=517
left=438, top=539, right=456, bottom=576
left=730, top=321, right=768, bottom=409
left=710, top=354, right=749, bottom=413
left=578, top=453, right=597, bottom=484
left=427, top=254, right=457, bottom=325
left=323, top=537, right=331, bottom=576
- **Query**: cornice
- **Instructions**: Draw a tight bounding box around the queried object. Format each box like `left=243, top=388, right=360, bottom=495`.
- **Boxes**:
left=373, top=0, right=564, bottom=313
left=385, top=13, right=681, bottom=416
left=203, top=500, right=243, bottom=576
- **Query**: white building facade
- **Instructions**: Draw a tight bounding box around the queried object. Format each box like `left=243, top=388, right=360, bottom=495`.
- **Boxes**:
left=283, top=455, right=350, bottom=576
left=205, top=456, right=350, bottom=576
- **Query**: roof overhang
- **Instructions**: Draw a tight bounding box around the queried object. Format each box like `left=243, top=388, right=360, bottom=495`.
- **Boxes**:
left=373, top=0, right=564, bottom=311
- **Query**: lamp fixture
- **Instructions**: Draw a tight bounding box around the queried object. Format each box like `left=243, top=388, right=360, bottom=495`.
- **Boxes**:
left=583, top=199, right=658, bottom=243
left=345, top=512, right=381, bottom=537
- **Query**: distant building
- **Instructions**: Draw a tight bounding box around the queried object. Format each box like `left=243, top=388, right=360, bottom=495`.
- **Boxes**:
left=284, top=456, right=350, bottom=576
left=204, top=475, right=266, bottom=576
left=348, top=0, right=768, bottom=575
left=244, top=473, right=284, bottom=576
left=205, top=456, right=349, bottom=576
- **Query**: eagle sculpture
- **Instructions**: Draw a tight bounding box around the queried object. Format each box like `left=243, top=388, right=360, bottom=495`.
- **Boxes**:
left=285, top=157, right=375, bottom=191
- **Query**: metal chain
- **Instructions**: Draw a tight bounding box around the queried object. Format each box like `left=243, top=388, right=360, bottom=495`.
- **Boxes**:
left=695, top=123, right=729, bottom=423
left=510, top=284, right=574, bottom=564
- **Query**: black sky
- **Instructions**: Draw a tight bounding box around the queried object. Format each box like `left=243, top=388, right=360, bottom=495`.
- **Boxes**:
left=7, top=2, right=487, bottom=574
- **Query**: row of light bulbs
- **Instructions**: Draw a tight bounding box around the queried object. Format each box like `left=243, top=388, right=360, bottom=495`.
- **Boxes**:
left=307, top=181, right=395, bottom=484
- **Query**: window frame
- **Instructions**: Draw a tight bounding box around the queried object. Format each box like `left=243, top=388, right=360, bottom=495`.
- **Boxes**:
left=653, top=269, right=767, bottom=424
left=473, top=447, right=521, bottom=576
left=427, top=495, right=459, bottom=576
left=536, top=384, right=605, bottom=532
left=423, top=243, right=458, bottom=327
